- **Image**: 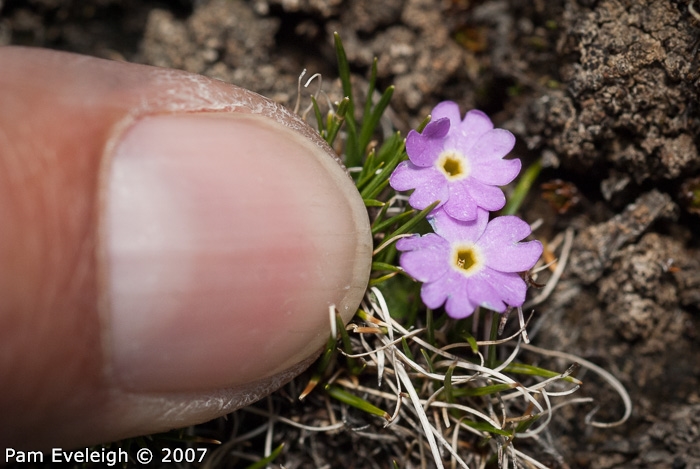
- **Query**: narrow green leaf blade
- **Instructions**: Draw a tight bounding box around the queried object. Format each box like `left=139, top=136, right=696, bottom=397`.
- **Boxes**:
left=460, top=420, right=512, bottom=437
left=502, top=158, right=542, bottom=215
left=364, top=198, right=385, bottom=207
left=325, top=385, right=390, bottom=419
left=244, top=443, right=285, bottom=469
left=451, top=382, right=518, bottom=398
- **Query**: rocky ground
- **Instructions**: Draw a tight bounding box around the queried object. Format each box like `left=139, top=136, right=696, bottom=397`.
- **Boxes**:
left=2, top=0, right=699, bottom=467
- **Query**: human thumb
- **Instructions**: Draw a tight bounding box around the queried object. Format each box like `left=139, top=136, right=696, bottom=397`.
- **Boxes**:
left=0, top=47, right=372, bottom=449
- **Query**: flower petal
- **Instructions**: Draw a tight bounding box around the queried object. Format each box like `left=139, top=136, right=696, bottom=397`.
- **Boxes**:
left=420, top=272, right=454, bottom=309
left=481, top=215, right=532, bottom=243
left=464, top=274, right=508, bottom=313
left=486, top=239, right=543, bottom=273
left=479, top=268, right=528, bottom=307
left=468, top=128, right=516, bottom=161
left=405, top=118, right=449, bottom=167
left=389, top=161, right=419, bottom=191
left=397, top=234, right=451, bottom=282
left=390, top=162, right=448, bottom=210
left=429, top=207, right=489, bottom=243
left=471, top=157, right=522, bottom=186
left=443, top=182, right=479, bottom=221
left=464, top=179, right=507, bottom=212
left=430, top=101, right=463, bottom=129
left=407, top=169, right=449, bottom=210
left=479, top=216, right=543, bottom=272
left=422, top=117, right=451, bottom=139
left=444, top=278, right=480, bottom=318
left=396, top=232, right=445, bottom=251
left=452, top=110, right=494, bottom=147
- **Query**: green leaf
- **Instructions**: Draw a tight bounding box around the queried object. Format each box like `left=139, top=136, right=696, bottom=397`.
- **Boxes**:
left=426, top=308, right=435, bottom=346
left=450, top=382, right=518, bottom=398
left=364, top=198, right=385, bottom=207
left=415, top=114, right=432, bottom=133
left=385, top=200, right=440, bottom=241
left=325, top=97, right=350, bottom=148
left=356, top=150, right=379, bottom=186
left=514, top=414, right=541, bottom=433
left=299, top=332, right=338, bottom=400
left=376, top=131, right=406, bottom=163
left=333, top=33, right=360, bottom=167
left=460, top=420, right=512, bottom=437
left=369, top=272, right=400, bottom=286
left=461, top=330, right=479, bottom=355
left=502, top=158, right=542, bottom=215
left=310, top=96, right=325, bottom=137
left=358, top=151, right=403, bottom=199
left=362, top=57, right=379, bottom=121
left=334, top=33, right=354, bottom=116
left=372, top=261, right=403, bottom=272
left=244, top=443, right=285, bottom=469
left=369, top=202, right=390, bottom=230
left=361, top=178, right=391, bottom=202
left=444, top=363, right=457, bottom=404
left=502, top=362, right=581, bottom=384
left=486, top=311, right=499, bottom=369
left=371, top=209, right=415, bottom=235
left=325, top=385, right=390, bottom=419
left=356, top=132, right=405, bottom=196
left=358, top=85, right=395, bottom=157
left=337, top=313, right=363, bottom=375
left=401, top=337, right=414, bottom=361
left=420, top=348, right=435, bottom=374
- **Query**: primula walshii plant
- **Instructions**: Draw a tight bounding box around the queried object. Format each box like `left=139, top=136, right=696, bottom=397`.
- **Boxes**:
left=390, top=101, right=522, bottom=221
left=391, top=101, right=542, bottom=318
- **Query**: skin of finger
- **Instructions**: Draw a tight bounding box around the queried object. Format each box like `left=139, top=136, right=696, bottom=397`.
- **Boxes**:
left=0, top=47, right=368, bottom=448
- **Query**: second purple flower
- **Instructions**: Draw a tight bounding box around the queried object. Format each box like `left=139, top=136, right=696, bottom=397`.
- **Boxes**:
left=396, top=208, right=542, bottom=319
left=390, top=101, right=521, bottom=221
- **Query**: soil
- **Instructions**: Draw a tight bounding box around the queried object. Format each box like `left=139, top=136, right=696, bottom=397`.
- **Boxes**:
left=2, top=0, right=699, bottom=467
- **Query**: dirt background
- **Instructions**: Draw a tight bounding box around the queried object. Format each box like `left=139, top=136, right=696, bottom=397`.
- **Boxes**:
left=2, top=0, right=699, bottom=467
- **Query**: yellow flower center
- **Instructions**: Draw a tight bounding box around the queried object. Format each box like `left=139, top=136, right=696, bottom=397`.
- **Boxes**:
left=452, top=244, right=483, bottom=277
left=436, top=150, right=469, bottom=180
left=456, top=248, right=476, bottom=270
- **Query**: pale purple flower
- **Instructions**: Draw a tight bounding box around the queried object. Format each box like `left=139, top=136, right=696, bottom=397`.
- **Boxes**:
left=390, top=101, right=521, bottom=221
left=396, top=208, right=542, bottom=319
